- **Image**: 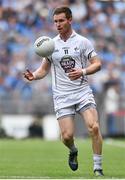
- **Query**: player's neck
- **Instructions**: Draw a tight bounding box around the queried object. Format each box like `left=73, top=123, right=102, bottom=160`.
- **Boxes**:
left=60, top=29, right=73, bottom=42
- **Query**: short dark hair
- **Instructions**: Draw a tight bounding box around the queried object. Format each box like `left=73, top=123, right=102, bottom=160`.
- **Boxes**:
left=53, top=6, right=72, bottom=19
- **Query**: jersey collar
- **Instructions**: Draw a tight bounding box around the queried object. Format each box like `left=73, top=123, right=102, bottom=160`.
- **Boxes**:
left=57, top=30, right=77, bottom=41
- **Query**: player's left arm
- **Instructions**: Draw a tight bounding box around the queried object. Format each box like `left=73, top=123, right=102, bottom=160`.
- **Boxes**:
left=68, top=56, right=101, bottom=81
left=84, top=55, right=102, bottom=75
left=68, top=38, right=101, bottom=81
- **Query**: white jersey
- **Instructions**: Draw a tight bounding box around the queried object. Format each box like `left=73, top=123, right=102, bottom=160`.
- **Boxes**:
left=49, top=31, right=97, bottom=111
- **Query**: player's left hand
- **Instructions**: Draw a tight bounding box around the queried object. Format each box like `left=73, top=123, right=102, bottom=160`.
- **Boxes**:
left=68, top=68, right=83, bottom=80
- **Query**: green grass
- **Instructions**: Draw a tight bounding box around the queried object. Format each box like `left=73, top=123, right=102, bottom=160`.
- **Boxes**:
left=0, top=138, right=125, bottom=179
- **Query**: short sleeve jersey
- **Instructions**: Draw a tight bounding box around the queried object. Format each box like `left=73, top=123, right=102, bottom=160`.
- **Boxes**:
left=49, top=31, right=97, bottom=98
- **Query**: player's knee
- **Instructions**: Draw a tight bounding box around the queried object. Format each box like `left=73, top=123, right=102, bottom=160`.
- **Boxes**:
left=93, top=123, right=99, bottom=135
left=89, top=123, right=99, bottom=136
left=61, top=131, right=73, bottom=142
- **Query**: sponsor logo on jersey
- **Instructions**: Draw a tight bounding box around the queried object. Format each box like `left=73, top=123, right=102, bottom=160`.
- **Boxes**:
left=60, top=55, right=75, bottom=73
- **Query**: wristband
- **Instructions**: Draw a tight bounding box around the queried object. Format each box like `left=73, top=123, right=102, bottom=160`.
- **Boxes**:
left=82, top=69, right=87, bottom=75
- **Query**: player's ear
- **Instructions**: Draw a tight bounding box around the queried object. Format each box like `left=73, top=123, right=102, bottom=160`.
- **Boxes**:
left=68, top=17, right=72, bottom=24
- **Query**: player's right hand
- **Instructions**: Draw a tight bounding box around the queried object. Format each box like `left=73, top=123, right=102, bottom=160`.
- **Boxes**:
left=23, top=69, right=35, bottom=81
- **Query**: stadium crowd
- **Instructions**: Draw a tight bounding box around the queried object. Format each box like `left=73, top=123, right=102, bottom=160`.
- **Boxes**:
left=0, top=0, right=125, bottom=114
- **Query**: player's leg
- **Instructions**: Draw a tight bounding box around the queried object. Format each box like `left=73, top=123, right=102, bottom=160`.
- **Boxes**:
left=80, top=107, right=102, bottom=154
left=79, top=105, right=104, bottom=176
left=58, top=116, right=75, bottom=150
left=56, top=107, right=78, bottom=171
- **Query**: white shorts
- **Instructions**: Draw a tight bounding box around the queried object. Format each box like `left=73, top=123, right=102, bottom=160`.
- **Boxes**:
left=53, top=86, right=95, bottom=110
left=56, top=102, right=96, bottom=120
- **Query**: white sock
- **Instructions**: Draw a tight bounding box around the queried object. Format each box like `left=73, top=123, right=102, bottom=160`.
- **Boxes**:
left=93, top=154, right=102, bottom=171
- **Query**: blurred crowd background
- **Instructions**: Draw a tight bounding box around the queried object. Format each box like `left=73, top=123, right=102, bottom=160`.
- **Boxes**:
left=0, top=0, right=125, bottom=138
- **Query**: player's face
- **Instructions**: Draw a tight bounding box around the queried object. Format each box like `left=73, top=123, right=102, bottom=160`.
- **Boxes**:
left=53, top=13, right=72, bottom=35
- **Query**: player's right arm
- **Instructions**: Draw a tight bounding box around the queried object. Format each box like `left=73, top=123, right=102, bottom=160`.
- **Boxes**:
left=24, top=58, right=51, bottom=81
